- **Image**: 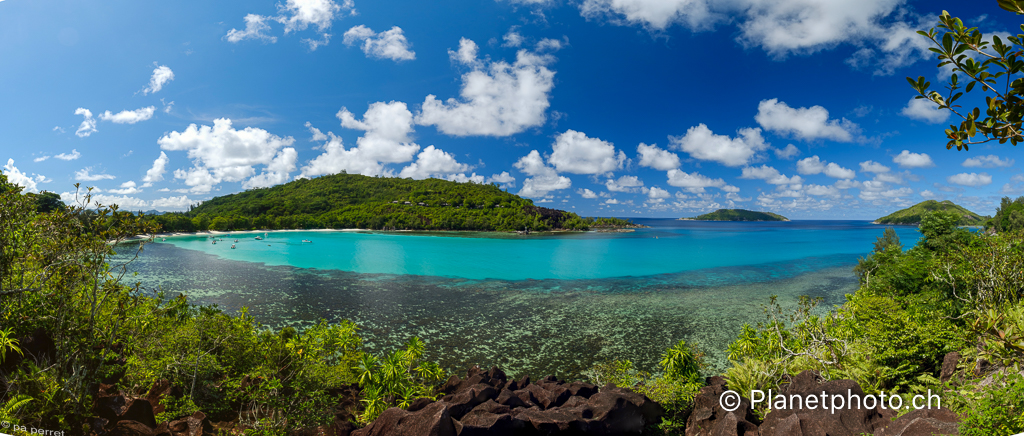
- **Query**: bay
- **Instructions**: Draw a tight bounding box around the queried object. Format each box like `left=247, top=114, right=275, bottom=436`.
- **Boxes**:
left=119, top=219, right=921, bottom=378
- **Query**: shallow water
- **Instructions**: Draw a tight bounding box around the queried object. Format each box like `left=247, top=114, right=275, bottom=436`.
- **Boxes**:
left=120, top=220, right=921, bottom=378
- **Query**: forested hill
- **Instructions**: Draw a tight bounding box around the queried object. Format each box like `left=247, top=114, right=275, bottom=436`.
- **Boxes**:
left=149, top=174, right=632, bottom=232
left=874, top=200, right=986, bottom=225
left=680, top=209, right=789, bottom=221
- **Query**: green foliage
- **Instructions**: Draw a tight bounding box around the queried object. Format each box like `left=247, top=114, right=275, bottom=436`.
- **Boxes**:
left=964, top=302, right=1024, bottom=371
left=991, top=196, right=1024, bottom=233
left=585, top=340, right=705, bottom=433
left=907, top=9, right=1024, bottom=150
left=0, top=394, right=32, bottom=423
left=355, top=337, right=448, bottom=424
left=874, top=200, right=986, bottom=226
left=146, top=173, right=626, bottom=232
left=683, top=209, right=788, bottom=221
left=0, top=327, right=22, bottom=364
left=953, top=372, right=1024, bottom=436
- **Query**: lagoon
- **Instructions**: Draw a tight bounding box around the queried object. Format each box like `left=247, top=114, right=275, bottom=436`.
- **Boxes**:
left=122, top=219, right=921, bottom=378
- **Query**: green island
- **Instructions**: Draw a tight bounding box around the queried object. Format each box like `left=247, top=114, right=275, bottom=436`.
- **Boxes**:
left=142, top=173, right=638, bottom=232
left=4, top=174, right=1024, bottom=435
left=873, top=200, right=987, bottom=226
left=679, top=208, right=789, bottom=221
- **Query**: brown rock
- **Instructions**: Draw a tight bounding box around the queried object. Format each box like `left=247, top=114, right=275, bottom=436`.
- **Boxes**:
left=685, top=377, right=759, bottom=436
left=874, top=408, right=960, bottom=436
left=352, top=402, right=457, bottom=436
left=121, top=399, right=157, bottom=429
left=587, top=386, right=665, bottom=434
left=496, top=389, right=531, bottom=408
left=469, top=399, right=511, bottom=415
left=758, top=371, right=896, bottom=436
left=939, top=352, right=960, bottom=383
left=408, top=397, right=434, bottom=412
left=113, top=420, right=155, bottom=436
left=446, top=383, right=500, bottom=419
left=457, top=412, right=516, bottom=436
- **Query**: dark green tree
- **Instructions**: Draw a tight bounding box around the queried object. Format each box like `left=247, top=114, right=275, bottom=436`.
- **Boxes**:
left=907, top=2, right=1024, bottom=150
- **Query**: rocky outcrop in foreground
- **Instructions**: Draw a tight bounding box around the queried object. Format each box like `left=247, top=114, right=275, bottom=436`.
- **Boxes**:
left=686, top=369, right=960, bottom=436
left=354, top=366, right=664, bottom=436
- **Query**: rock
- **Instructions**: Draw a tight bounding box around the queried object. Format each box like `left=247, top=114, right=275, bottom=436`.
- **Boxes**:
left=95, top=394, right=127, bottom=424
left=145, top=380, right=173, bottom=415
left=352, top=402, right=457, bottom=436
left=457, top=412, right=516, bottom=436
left=496, top=389, right=530, bottom=408
left=408, top=397, right=435, bottom=412
left=446, top=383, right=500, bottom=419
left=113, top=420, right=155, bottom=436
left=758, top=370, right=895, bottom=436
left=121, top=399, right=157, bottom=429
left=152, top=422, right=172, bottom=436
left=185, top=411, right=210, bottom=436
left=874, top=408, right=960, bottom=436
left=469, top=399, right=511, bottom=415
left=91, top=417, right=111, bottom=435
left=512, top=407, right=590, bottom=434
left=939, top=352, right=960, bottom=383
left=566, top=382, right=598, bottom=399
left=587, top=386, right=665, bottom=434
left=685, top=377, right=759, bottom=436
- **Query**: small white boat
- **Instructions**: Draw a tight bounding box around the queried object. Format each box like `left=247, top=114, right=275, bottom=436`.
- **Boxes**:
left=302, top=239, right=312, bottom=243
left=255, top=236, right=263, bottom=240
left=234, top=239, right=239, bottom=243
left=212, top=240, right=216, bottom=245
left=231, top=244, right=236, bottom=249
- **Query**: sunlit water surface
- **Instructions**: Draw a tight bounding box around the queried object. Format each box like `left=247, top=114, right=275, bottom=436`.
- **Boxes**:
left=118, top=219, right=921, bottom=377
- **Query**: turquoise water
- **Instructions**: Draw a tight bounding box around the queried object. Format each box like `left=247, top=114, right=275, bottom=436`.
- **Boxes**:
left=122, top=220, right=922, bottom=378
left=155, top=220, right=922, bottom=280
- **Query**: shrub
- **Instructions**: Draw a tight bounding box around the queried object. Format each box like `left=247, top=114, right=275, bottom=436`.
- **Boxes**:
left=954, top=372, right=1024, bottom=436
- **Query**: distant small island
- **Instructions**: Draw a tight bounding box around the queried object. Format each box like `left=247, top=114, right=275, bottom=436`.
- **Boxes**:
left=874, top=200, right=987, bottom=225
left=679, top=209, right=789, bottom=222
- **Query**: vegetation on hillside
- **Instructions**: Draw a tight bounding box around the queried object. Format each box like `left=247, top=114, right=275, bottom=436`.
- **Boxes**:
left=0, top=176, right=447, bottom=433
left=681, top=209, right=789, bottom=222
left=144, top=173, right=636, bottom=232
left=990, top=196, right=1024, bottom=233
left=724, top=206, right=1024, bottom=434
left=874, top=199, right=986, bottom=225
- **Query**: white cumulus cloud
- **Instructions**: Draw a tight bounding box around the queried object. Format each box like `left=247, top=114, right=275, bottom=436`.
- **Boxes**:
left=417, top=38, right=556, bottom=137
left=343, top=25, right=416, bottom=61
left=158, top=118, right=296, bottom=193
left=548, top=130, right=625, bottom=174
left=637, top=143, right=680, bottom=170
left=225, top=14, right=278, bottom=43
left=740, top=165, right=803, bottom=185
left=859, top=160, right=890, bottom=173
left=669, top=124, right=768, bottom=167
left=606, top=175, right=644, bottom=193
left=900, top=97, right=950, bottom=124
left=892, top=150, right=934, bottom=168
left=142, top=151, right=169, bottom=186
left=963, top=155, right=1014, bottom=168
left=75, top=167, right=115, bottom=182
left=514, top=150, right=571, bottom=197
left=99, top=106, right=156, bottom=124
left=337, top=101, right=421, bottom=163
left=666, top=169, right=726, bottom=193
left=755, top=99, right=858, bottom=142
left=2, top=159, right=47, bottom=192
left=796, top=156, right=855, bottom=179
left=54, top=149, right=81, bottom=161
left=75, top=108, right=97, bottom=137
left=773, top=144, right=801, bottom=160
left=141, top=65, right=174, bottom=95
left=947, top=172, right=992, bottom=187
left=399, top=145, right=471, bottom=179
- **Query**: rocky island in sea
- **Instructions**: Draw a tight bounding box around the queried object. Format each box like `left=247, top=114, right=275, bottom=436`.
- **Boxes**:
left=679, top=208, right=789, bottom=222
left=872, top=199, right=987, bottom=225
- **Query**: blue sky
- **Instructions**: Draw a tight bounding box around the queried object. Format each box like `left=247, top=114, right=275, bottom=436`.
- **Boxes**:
left=1, top=0, right=1020, bottom=219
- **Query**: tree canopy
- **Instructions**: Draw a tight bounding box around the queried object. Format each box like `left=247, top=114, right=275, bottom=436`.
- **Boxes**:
left=908, top=3, right=1024, bottom=150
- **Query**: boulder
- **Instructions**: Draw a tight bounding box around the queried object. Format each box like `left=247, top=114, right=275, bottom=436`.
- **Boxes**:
left=352, top=402, right=457, bottom=436
left=113, top=420, right=155, bottom=436
left=145, top=380, right=173, bottom=415
left=874, top=408, right=960, bottom=436
left=121, top=399, right=158, bottom=429
left=444, top=383, right=500, bottom=419
left=758, top=371, right=895, bottom=436
left=408, top=397, right=435, bottom=412
left=496, top=389, right=531, bottom=408
left=456, top=411, right=517, bottom=436
left=939, top=352, right=960, bottom=383
left=684, top=376, right=759, bottom=436
left=587, top=386, right=665, bottom=434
